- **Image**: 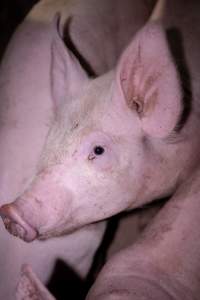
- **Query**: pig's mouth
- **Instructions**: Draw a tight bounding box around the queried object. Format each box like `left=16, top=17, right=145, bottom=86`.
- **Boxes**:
left=0, top=204, right=38, bottom=242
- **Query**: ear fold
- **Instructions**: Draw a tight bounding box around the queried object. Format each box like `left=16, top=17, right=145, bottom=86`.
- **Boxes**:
left=16, top=264, right=56, bottom=300
left=50, top=15, right=89, bottom=113
left=116, top=22, right=182, bottom=138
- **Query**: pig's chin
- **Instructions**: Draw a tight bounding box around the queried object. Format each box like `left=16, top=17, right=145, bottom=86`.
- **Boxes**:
left=0, top=204, right=38, bottom=242
left=37, top=223, right=83, bottom=240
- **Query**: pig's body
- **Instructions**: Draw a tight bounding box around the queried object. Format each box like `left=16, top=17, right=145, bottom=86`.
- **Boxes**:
left=28, top=0, right=154, bottom=75
left=87, top=170, right=200, bottom=300
left=82, top=1, right=200, bottom=298
left=0, top=0, right=155, bottom=299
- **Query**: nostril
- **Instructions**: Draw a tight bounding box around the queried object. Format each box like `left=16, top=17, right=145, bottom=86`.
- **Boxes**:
left=0, top=204, right=38, bottom=242
left=2, top=216, right=26, bottom=238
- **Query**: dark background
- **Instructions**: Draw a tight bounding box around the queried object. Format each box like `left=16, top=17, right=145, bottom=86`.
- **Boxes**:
left=0, top=0, right=38, bottom=59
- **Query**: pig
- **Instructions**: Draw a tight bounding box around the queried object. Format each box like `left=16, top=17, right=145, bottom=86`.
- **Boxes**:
left=6, top=1, right=200, bottom=298
left=0, top=0, right=156, bottom=298
left=1, top=0, right=200, bottom=242
left=16, top=169, right=200, bottom=300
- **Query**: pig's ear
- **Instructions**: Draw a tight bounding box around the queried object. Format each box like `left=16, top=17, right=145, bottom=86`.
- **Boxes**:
left=116, top=22, right=182, bottom=138
left=50, top=16, right=89, bottom=112
left=16, top=264, right=56, bottom=300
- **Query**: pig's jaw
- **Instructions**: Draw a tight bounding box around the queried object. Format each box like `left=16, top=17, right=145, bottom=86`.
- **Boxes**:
left=37, top=225, right=78, bottom=240
left=0, top=204, right=38, bottom=242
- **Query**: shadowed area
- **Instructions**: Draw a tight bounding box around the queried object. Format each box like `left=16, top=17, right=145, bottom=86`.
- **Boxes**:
left=166, top=28, right=192, bottom=131
left=46, top=201, right=163, bottom=299
left=47, top=259, right=88, bottom=300
left=0, top=0, right=39, bottom=60
left=45, top=220, right=119, bottom=299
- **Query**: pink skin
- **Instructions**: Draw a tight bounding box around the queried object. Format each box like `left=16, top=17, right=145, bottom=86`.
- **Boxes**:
left=0, top=12, right=107, bottom=300
left=19, top=172, right=200, bottom=300
left=15, top=170, right=200, bottom=300
left=0, top=205, right=37, bottom=242
left=0, top=0, right=156, bottom=298
left=1, top=1, right=200, bottom=242
left=16, top=265, right=56, bottom=300
left=4, top=1, right=200, bottom=299
left=87, top=171, right=200, bottom=300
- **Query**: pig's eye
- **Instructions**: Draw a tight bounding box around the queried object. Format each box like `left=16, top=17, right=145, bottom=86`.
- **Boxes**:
left=88, top=145, right=105, bottom=160
left=94, top=146, right=105, bottom=155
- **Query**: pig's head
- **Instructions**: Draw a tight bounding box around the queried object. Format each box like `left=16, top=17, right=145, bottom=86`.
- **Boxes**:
left=0, top=21, right=183, bottom=242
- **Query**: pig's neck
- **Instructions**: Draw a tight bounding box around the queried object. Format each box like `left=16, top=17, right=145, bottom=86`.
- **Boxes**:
left=93, top=171, right=200, bottom=300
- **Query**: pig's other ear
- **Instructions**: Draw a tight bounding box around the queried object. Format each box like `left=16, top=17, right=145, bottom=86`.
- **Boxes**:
left=116, top=22, right=182, bottom=138
left=50, top=15, right=89, bottom=112
left=16, top=264, right=56, bottom=300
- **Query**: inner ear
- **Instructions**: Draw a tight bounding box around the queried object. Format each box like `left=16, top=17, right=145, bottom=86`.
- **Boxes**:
left=119, top=26, right=166, bottom=118
left=120, top=45, right=150, bottom=116
left=116, top=22, right=182, bottom=138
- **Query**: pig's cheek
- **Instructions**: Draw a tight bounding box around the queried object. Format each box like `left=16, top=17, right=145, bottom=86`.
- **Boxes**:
left=89, top=153, right=117, bottom=172
left=37, top=188, right=74, bottom=233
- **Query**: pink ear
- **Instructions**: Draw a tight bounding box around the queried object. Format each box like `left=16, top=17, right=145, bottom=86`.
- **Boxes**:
left=116, top=22, right=182, bottom=138
left=16, top=264, right=55, bottom=300
left=50, top=16, right=89, bottom=113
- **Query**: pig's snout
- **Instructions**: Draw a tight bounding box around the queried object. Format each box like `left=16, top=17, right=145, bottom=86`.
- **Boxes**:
left=0, top=204, right=38, bottom=242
